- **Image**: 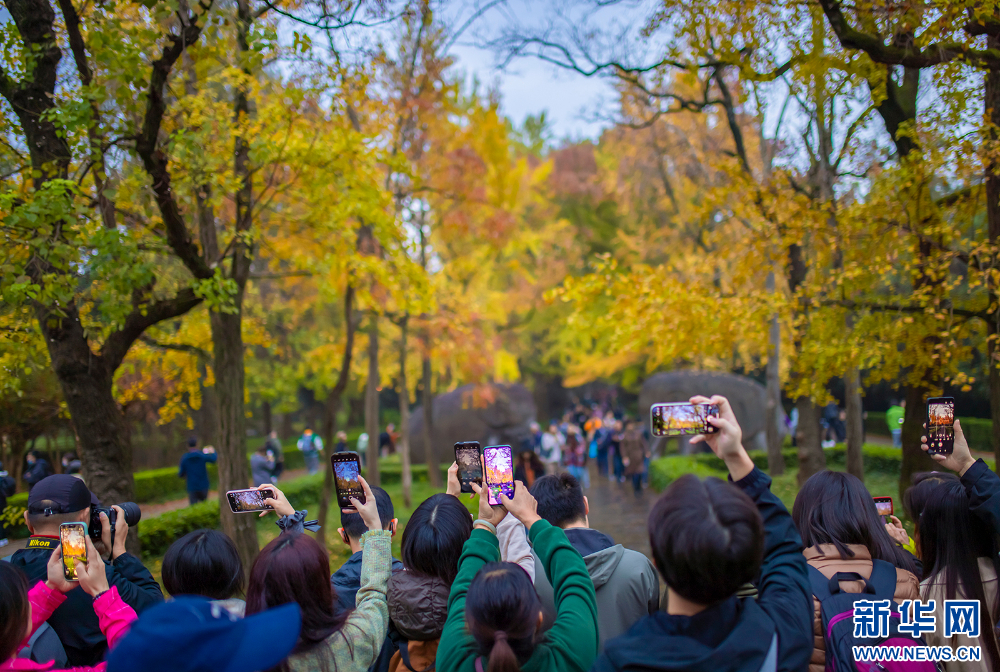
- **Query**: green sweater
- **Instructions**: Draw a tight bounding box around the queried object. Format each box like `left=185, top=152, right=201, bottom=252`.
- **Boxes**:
left=886, top=405, right=905, bottom=432
left=437, top=519, right=599, bottom=672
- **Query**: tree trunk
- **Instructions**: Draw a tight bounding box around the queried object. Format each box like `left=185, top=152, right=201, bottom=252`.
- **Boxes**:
left=365, top=317, right=381, bottom=486
left=40, top=313, right=136, bottom=523
left=280, top=413, right=294, bottom=440
left=199, top=361, right=219, bottom=447
left=261, top=400, right=272, bottom=436
left=900, top=385, right=939, bottom=495
left=421, top=335, right=441, bottom=488
left=317, top=287, right=357, bottom=547
left=398, top=316, right=412, bottom=507
left=986, top=42, right=1000, bottom=467
left=845, top=366, right=864, bottom=480
left=796, top=398, right=825, bottom=486
left=210, top=310, right=257, bottom=568
left=765, top=272, right=784, bottom=475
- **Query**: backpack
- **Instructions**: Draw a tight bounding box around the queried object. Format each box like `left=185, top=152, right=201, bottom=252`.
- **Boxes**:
left=809, top=559, right=940, bottom=672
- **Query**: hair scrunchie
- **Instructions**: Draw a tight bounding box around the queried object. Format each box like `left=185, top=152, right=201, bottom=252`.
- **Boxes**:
left=494, top=630, right=508, bottom=643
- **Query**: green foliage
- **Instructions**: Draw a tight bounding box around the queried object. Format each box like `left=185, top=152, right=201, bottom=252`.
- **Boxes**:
left=648, top=444, right=993, bottom=494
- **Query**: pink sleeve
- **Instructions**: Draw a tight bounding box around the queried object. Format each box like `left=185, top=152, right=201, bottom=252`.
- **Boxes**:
left=93, top=586, right=138, bottom=650
left=20, top=581, right=67, bottom=650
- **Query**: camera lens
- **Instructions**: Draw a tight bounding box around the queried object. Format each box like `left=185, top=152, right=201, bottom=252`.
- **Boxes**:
left=118, top=502, right=141, bottom=526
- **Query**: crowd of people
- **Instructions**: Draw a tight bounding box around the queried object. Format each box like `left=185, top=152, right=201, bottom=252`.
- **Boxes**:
left=528, top=403, right=652, bottom=497
left=2, top=395, right=1000, bottom=672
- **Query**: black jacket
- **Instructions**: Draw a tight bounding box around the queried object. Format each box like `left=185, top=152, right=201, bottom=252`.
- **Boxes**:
left=592, top=467, right=813, bottom=672
left=332, top=550, right=405, bottom=672
left=23, top=459, right=53, bottom=488
left=10, top=537, right=164, bottom=666
left=963, top=458, right=1000, bottom=534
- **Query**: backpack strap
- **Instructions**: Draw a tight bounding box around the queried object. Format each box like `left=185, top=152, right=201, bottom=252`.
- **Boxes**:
left=867, top=559, right=899, bottom=598
left=808, top=565, right=877, bottom=598
left=398, top=641, right=435, bottom=672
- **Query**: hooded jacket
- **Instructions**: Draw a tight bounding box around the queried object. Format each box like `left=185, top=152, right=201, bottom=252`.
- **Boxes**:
left=386, top=571, right=450, bottom=672
left=532, top=528, right=659, bottom=651
left=10, top=539, right=163, bottom=667
left=592, top=467, right=813, bottom=672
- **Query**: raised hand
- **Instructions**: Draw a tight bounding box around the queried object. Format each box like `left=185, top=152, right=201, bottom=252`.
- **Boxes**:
left=351, top=476, right=382, bottom=533
left=689, top=395, right=754, bottom=481
left=258, top=483, right=295, bottom=518
left=75, top=536, right=111, bottom=597
left=470, top=482, right=507, bottom=529
left=920, top=419, right=976, bottom=476
left=500, top=481, right=541, bottom=531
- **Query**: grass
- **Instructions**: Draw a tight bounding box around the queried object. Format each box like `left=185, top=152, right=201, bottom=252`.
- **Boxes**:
left=144, top=478, right=476, bottom=589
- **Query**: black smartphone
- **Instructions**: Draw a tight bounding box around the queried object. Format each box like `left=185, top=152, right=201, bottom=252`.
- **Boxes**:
left=483, top=445, right=515, bottom=507
left=332, top=451, right=364, bottom=508
left=60, top=522, right=87, bottom=581
left=927, top=396, right=955, bottom=455
left=226, top=488, right=275, bottom=513
left=650, top=402, right=720, bottom=437
left=455, top=441, right=483, bottom=494
left=873, top=496, right=893, bottom=518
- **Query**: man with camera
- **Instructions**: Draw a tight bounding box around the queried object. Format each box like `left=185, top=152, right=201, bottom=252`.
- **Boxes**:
left=9, top=474, right=164, bottom=666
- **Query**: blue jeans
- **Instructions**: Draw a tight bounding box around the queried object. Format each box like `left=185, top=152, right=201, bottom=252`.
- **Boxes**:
left=612, top=448, right=624, bottom=480
left=891, top=429, right=902, bottom=448
left=304, top=452, right=320, bottom=475
left=567, top=465, right=590, bottom=489
left=596, top=448, right=609, bottom=476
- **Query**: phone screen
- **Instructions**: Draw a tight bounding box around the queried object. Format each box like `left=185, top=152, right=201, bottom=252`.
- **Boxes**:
left=650, top=402, right=720, bottom=437
left=483, top=445, right=514, bottom=506
left=455, top=443, right=483, bottom=494
left=873, top=497, right=893, bottom=517
left=60, top=523, right=87, bottom=581
left=227, top=488, right=275, bottom=513
left=333, top=453, right=364, bottom=507
left=927, top=397, right=955, bottom=455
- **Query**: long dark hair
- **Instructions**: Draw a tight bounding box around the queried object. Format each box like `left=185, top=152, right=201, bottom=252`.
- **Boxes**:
left=903, top=472, right=960, bottom=553
left=920, top=479, right=1000, bottom=669
left=0, top=563, right=29, bottom=663
left=465, top=562, right=540, bottom=672
left=162, top=529, right=244, bottom=600
left=245, top=532, right=347, bottom=670
left=401, top=493, right=472, bottom=585
left=792, top=470, right=917, bottom=574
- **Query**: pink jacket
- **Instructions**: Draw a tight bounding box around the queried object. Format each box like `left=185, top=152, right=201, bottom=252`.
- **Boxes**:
left=1, top=583, right=137, bottom=672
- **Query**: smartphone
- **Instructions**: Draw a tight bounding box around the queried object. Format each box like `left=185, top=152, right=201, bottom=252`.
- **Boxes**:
left=926, top=396, right=955, bottom=455
left=650, top=402, right=721, bottom=437
left=483, top=445, right=515, bottom=507
left=60, top=522, right=87, bottom=582
left=226, top=488, right=275, bottom=513
left=455, top=442, right=483, bottom=494
left=873, top=496, right=893, bottom=518
left=332, top=452, right=364, bottom=508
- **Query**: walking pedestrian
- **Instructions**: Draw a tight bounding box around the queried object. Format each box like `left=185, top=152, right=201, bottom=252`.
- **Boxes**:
left=564, top=428, right=589, bottom=489
left=264, top=430, right=285, bottom=480
left=886, top=399, right=905, bottom=448
left=297, top=428, right=323, bottom=475
left=621, top=420, right=648, bottom=498
left=23, top=451, right=53, bottom=491
left=178, top=439, right=216, bottom=505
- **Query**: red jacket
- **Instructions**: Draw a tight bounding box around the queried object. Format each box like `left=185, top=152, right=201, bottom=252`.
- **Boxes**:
left=1, top=584, right=137, bottom=672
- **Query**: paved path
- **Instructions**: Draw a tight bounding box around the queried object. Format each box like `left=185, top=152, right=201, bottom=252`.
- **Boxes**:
left=583, top=466, right=658, bottom=562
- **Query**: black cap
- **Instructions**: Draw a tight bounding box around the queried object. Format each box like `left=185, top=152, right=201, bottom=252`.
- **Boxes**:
left=27, top=475, right=93, bottom=515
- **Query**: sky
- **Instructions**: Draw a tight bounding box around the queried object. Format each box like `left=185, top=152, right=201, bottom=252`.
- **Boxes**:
left=437, top=0, right=660, bottom=142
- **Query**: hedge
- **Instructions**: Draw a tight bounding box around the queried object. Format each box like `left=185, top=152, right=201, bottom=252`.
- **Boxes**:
left=865, top=411, right=993, bottom=452
left=649, top=443, right=996, bottom=492
left=136, top=462, right=450, bottom=558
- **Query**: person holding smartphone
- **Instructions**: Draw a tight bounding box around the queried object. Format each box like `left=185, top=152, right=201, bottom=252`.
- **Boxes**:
left=245, top=476, right=394, bottom=672
left=1, top=534, right=137, bottom=671
left=9, top=475, right=162, bottom=666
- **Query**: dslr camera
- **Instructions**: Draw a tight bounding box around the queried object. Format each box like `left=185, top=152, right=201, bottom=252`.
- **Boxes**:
left=89, top=502, right=141, bottom=541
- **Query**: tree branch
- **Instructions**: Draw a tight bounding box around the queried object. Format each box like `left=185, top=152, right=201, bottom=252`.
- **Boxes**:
left=134, top=2, right=215, bottom=281
left=101, top=287, right=204, bottom=371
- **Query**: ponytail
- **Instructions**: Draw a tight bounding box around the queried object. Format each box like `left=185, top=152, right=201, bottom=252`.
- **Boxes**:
left=487, top=630, right=520, bottom=672
left=466, top=562, right=540, bottom=672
